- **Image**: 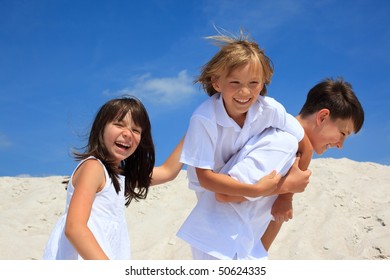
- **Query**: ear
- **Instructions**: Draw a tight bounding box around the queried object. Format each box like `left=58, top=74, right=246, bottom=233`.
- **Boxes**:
left=211, top=76, right=221, bottom=93
left=315, top=109, right=330, bottom=126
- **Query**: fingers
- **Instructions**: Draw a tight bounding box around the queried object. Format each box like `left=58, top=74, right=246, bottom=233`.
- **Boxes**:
left=268, top=170, right=277, bottom=177
left=268, top=170, right=282, bottom=181
left=273, top=214, right=293, bottom=223
left=273, top=216, right=285, bottom=223
left=272, top=209, right=293, bottom=223
left=291, top=156, right=300, bottom=169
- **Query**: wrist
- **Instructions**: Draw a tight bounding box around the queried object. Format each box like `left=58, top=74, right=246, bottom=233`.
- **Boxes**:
left=279, top=193, right=294, bottom=201
left=240, top=182, right=265, bottom=198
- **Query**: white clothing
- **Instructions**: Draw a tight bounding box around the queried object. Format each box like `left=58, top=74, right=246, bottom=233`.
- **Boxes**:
left=191, top=247, right=219, bottom=260
left=180, top=93, right=302, bottom=194
left=177, top=128, right=300, bottom=259
left=191, top=246, right=268, bottom=260
left=43, top=156, right=131, bottom=260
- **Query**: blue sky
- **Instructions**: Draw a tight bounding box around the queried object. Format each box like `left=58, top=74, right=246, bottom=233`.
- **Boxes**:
left=1, top=0, right=389, bottom=176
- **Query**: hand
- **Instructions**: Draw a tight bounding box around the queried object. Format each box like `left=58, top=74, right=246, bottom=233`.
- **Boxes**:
left=271, top=194, right=293, bottom=222
left=283, top=156, right=311, bottom=193
left=254, top=170, right=282, bottom=197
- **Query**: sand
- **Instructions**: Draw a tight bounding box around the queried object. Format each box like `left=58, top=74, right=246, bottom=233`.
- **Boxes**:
left=0, top=158, right=389, bottom=260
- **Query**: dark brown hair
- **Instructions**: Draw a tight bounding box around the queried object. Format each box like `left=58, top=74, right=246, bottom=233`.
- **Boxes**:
left=299, top=77, right=364, bottom=133
left=74, top=96, right=155, bottom=206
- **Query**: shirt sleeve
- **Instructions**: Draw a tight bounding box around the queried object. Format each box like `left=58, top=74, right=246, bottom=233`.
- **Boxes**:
left=264, top=97, right=304, bottom=142
left=180, top=115, right=217, bottom=170
left=283, top=113, right=304, bottom=142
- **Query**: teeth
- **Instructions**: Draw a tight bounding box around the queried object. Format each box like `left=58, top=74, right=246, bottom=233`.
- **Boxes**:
left=235, top=98, right=250, bottom=103
left=116, top=142, right=130, bottom=148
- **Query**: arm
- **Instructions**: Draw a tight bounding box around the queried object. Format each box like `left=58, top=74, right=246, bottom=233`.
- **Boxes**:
left=215, top=133, right=313, bottom=203
left=215, top=155, right=309, bottom=202
left=65, top=159, right=109, bottom=260
left=271, top=121, right=312, bottom=194
left=262, top=137, right=313, bottom=251
left=271, top=133, right=313, bottom=220
left=196, top=168, right=281, bottom=198
left=297, top=132, right=313, bottom=171
left=215, top=193, right=247, bottom=202
left=151, top=136, right=184, bottom=186
left=274, top=133, right=312, bottom=194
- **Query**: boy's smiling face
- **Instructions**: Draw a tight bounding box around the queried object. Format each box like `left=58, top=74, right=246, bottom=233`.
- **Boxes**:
left=212, top=62, right=264, bottom=126
left=311, top=109, right=355, bottom=155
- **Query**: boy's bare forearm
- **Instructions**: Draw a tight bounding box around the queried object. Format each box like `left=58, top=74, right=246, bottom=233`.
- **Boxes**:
left=197, top=168, right=280, bottom=198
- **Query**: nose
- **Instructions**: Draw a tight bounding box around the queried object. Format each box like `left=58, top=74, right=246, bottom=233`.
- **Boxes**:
left=335, top=138, right=346, bottom=149
left=239, top=85, right=251, bottom=95
left=122, top=128, right=134, bottom=141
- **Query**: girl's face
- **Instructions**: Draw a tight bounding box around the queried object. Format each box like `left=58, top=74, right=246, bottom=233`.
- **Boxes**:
left=103, top=112, right=142, bottom=165
left=312, top=111, right=354, bottom=155
left=212, top=62, right=264, bottom=126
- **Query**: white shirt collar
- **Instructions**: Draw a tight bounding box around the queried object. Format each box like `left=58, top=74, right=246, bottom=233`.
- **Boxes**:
left=214, top=93, right=263, bottom=130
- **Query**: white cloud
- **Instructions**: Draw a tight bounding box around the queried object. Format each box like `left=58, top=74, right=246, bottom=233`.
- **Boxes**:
left=0, top=133, right=12, bottom=149
left=103, top=70, right=197, bottom=106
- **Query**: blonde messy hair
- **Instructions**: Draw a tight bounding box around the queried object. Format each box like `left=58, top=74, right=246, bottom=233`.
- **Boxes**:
left=195, top=29, right=274, bottom=96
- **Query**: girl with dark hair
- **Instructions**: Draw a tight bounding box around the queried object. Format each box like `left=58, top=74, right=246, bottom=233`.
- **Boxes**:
left=43, top=96, right=155, bottom=259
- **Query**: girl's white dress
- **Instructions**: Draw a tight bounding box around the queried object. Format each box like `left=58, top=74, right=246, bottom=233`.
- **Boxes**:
left=43, top=157, right=131, bottom=259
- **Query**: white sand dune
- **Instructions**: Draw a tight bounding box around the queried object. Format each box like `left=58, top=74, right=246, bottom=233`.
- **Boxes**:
left=0, top=158, right=389, bottom=260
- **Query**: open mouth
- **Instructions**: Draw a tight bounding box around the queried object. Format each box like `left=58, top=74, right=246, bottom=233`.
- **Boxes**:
left=234, top=97, right=251, bottom=104
left=115, top=141, right=130, bottom=150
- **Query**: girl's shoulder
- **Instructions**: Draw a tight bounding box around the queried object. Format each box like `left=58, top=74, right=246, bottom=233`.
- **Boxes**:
left=78, top=157, right=104, bottom=171
left=72, top=156, right=105, bottom=174
left=71, top=156, right=108, bottom=192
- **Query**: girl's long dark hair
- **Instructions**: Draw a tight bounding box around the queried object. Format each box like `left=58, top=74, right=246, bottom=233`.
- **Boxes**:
left=73, top=96, right=155, bottom=206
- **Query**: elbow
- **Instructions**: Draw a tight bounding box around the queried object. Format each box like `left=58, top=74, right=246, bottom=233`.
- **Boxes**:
left=64, top=221, right=81, bottom=243
left=165, top=162, right=184, bottom=181
left=152, top=164, right=183, bottom=185
left=64, top=222, right=74, bottom=241
left=167, top=168, right=182, bottom=181
left=195, top=168, right=211, bottom=189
